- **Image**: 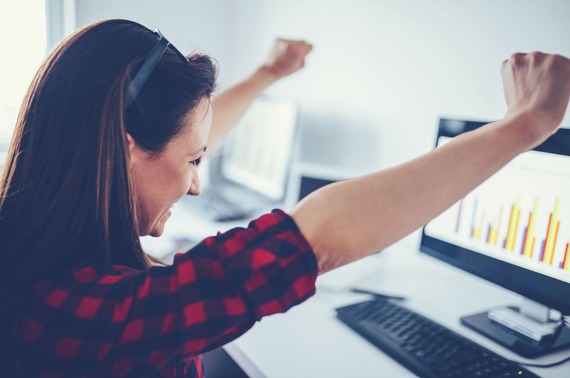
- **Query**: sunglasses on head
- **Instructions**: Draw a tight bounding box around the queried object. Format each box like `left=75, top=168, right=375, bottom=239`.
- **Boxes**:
left=124, top=29, right=190, bottom=108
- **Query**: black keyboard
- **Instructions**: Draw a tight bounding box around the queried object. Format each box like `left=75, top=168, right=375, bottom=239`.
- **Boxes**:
left=336, top=300, right=540, bottom=378
left=184, top=189, right=251, bottom=222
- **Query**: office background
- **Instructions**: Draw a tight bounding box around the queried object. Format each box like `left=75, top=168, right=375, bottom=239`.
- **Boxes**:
left=54, top=0, right=570, bottom=252
left=1, top=0, right=569, bottom=255
left=57, top=0, right=570, bottom=174
left=4, top=1, right=570, bottom=172
left=1, top=2, right=569, bottom=376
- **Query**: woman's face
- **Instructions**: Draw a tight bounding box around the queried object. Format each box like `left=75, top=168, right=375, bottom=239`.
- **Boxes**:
left=130, top=97, right=212, bottom=237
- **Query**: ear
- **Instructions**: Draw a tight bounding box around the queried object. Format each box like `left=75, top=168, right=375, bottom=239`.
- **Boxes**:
left=126, top=133, right=144, bottom=165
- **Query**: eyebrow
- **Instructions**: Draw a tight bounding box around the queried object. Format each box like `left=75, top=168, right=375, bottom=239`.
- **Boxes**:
left=189, top=145, right=207, bottom=156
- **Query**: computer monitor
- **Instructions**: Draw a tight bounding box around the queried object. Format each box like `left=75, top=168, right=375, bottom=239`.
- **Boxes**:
left=175, top=96, right=299, bottom=224
left=220, top=96, right=298, bottom=201
left=420, top=118, right=570, bottom=358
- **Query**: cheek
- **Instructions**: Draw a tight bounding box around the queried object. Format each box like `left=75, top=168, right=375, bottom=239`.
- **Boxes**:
left=175, top=167, right=194, bottom=197
left=152, top=164, right=194, bottom=208
left=141, top=164, right=188, bottom=212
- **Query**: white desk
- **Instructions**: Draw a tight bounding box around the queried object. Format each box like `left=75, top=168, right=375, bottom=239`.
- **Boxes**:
left=222, top=237, right=570, bottom=378
left=140, top=200, right=256, bottom=258
left=144, top=205, right=569, bottom=377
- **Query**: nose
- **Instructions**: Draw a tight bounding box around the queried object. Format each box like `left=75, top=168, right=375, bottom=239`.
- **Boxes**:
left=187, top=172, right=201, bottom=196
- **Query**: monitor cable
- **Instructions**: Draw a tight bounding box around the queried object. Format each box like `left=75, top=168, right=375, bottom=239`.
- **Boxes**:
left=512, top=314, right=570, bottom=368
left=515, top=355, right=570, bottom=368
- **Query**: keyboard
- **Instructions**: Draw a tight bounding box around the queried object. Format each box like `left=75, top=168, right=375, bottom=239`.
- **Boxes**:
left=336, top=300, right=540, bottom=378
left=185, top=189, right=251, bottom=222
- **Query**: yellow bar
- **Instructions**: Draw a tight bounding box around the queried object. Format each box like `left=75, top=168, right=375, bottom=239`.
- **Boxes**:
left=495, top=209, right=503, bottom=247
left=506, top=202, right=519, bottom=251
left=543, top=198, right=561, bottom=264
left=473, top=228, right=481, bottom=240
left=478, top=213, right=485, bottom=240
left=548, top=221, right=560, bottom=265
left=507, top=206, right=521, bottom=251
left=545, top=221, right=560, bottom=265
left=523, top=197, right=540, bottom=257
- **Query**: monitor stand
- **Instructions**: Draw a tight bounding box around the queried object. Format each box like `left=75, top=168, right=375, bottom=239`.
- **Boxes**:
left=461, top=298, right=570, bottom=358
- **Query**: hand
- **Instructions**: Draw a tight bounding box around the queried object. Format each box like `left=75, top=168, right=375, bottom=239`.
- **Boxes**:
left=501, top=51, right=570, bottom=146
left=206, top=39, right=311, bottom=155
left=261, top=38, right=313, bottom=79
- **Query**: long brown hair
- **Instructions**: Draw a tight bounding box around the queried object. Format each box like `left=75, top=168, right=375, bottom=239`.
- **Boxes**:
left=0, top=19, right=216, bottom=306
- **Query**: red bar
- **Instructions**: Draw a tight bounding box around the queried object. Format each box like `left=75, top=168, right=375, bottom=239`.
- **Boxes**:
left=562, top=243, right=569, bottom=269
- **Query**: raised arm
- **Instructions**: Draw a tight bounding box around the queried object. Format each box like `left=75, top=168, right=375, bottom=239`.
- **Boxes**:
left=206, top=38, right=313, bottom=154
left=291, top=52, right=570, bottom=274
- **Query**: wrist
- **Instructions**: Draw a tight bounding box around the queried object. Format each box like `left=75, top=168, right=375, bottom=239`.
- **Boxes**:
left=494, top=111, right=544, bottom=153
left=252, top=65, right=281, bottom=87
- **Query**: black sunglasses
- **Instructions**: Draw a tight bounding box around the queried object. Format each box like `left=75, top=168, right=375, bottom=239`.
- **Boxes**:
left=124, top=29, right=190, bottom=108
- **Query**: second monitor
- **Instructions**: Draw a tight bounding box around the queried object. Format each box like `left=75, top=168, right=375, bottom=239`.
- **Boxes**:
left=420, top=118, right=570, bottom=357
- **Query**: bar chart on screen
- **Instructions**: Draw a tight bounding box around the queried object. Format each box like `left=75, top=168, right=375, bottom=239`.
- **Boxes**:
left=454, top=196, right=568, bottom=266
left=425, top=138, right=570, bottom=282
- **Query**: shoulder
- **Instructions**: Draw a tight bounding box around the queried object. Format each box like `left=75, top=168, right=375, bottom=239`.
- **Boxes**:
left=43, top=263, right=139, bottom=287
left=28, top=263, right=142, bottom=315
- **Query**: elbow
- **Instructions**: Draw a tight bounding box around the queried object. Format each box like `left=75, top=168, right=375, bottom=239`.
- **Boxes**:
left=290, top=184, right=356, bottom=274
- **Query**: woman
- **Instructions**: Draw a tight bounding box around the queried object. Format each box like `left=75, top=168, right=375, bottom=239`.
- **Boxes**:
left=0, top=19, right=569, bottom=377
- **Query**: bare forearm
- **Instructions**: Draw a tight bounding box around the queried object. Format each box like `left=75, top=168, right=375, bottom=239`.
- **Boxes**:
left=206, top=38, right=312, bottom=155
left=291, top=116, right=533, bottom=273
left=207, top=67, right=278, bottom=154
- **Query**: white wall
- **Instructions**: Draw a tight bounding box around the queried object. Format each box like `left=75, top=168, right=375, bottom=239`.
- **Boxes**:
left=71, top=0, right=570, bottom=175
left=69, top=0, right=570, bottom=260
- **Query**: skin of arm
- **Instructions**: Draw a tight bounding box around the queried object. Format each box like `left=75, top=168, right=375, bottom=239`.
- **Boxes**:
left=207, top=38, right=313, bottom=154
left=291, top=52, right=570, bottom=274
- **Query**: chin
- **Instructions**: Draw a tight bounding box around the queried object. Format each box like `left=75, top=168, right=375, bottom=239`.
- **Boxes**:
left=144, top=212, right=170, bottom=237
left=149, top=225, right=165, bottom=237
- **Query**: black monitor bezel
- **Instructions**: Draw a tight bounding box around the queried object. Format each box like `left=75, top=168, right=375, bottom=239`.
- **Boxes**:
left=420, top=118, right=570, bottom=315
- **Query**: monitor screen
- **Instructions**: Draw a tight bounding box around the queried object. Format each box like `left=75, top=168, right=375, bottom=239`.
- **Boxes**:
left=221, top=97, right=298, bottom=200
left=420, top=118, right=570, bottom=356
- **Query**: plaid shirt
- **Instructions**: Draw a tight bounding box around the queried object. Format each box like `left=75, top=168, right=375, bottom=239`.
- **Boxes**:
left=4, top=210, right=318, bottom=377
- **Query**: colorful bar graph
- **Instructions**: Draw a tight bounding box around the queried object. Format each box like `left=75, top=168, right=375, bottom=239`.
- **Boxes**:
left=458, top=195, right=569, bottom=273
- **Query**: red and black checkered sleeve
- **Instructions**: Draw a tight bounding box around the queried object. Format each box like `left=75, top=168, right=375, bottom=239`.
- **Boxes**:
left=17, top=209, right=317, bottom=375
